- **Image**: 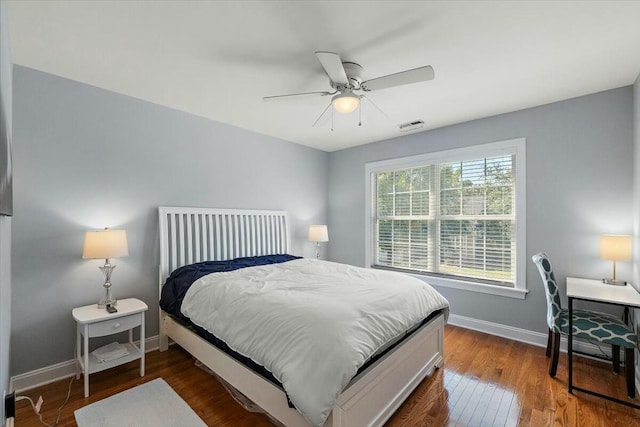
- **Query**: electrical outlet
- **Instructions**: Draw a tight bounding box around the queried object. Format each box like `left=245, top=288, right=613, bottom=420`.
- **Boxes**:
left=3, top=390, right=15, bottom=420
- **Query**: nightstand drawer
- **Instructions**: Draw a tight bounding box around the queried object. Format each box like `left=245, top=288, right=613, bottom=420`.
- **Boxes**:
left=88, top=313, right=141, bottom=338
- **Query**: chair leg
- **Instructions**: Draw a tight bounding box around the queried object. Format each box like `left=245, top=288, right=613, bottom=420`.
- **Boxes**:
left=625, top=347, right=635, bottom=398
left=549, top=331, right=561, bottom=377
left=612, top=344, right=620, bottom=374
left=545, top=329, right=552, bottom=357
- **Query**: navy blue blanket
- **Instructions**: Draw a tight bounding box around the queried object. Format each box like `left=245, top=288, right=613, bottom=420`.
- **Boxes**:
left=159, top=254, right=301, bottom=320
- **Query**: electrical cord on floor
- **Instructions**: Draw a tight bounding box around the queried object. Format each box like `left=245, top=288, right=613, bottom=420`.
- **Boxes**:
left=15, top=374, right=75, bottom=427
left=15, top=344, right=77, bottom=427
left=584, top=337, right=640, bottom=368
left=585, top=338, right=610, bottom=359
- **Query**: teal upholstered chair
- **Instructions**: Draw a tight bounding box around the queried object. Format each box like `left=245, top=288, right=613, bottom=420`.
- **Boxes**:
left=532, top=252, right=637, bottom=398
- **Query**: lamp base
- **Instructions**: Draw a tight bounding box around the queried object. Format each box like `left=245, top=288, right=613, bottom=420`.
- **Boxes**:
left=97, top=297, right=117, bottom=309
left=97, top=287, right=117, bottom=309
left=602, top=278, right=627, bottom=286
left=97, top=261, right=118, bottom=309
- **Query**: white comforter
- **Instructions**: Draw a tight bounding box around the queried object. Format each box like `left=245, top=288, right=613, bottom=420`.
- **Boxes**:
left=181, top=258, right=449, bottom=426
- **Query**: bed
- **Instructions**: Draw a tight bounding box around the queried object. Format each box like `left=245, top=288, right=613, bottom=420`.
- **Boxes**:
left=158, top=206, right=448, bottom=427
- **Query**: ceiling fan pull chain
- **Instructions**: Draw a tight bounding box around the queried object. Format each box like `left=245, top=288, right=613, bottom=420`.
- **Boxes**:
left=358, top=98, right=362, bottom=127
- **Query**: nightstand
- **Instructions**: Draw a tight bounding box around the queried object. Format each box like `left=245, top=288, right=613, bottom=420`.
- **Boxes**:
left=72, top=298, right=148, bottom=397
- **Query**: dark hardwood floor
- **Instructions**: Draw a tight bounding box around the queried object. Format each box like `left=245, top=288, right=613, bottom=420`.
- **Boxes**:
left=14, top=325, right=640, bottom=426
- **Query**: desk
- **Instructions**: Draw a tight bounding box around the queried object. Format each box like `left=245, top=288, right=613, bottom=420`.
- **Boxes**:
left=567, top=277, right=640, bottom=409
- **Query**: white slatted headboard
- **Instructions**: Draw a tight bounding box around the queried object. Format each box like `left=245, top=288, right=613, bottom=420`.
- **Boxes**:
left=158, top=207, right=290, bottom=288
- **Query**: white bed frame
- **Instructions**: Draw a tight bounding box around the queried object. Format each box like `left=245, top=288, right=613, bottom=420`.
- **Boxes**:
left=158, top=206, right=445, bottom=427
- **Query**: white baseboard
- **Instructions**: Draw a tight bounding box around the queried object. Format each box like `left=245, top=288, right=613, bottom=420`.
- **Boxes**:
left=9, top=318, right=636, bottom=394
left=450, top=313, right=639, bottom=397
left=447, top=314, right=613, bottom=358
left=10, top=336, right=159, bottom=393
left=449, top=314, right=638, bottom=394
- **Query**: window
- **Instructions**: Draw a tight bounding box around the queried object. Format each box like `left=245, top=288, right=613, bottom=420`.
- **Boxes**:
left=365, top=139, right=527, bottom=299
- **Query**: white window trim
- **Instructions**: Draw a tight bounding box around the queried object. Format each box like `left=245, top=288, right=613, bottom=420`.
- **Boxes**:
left=365, top=138, right=528, bottom=300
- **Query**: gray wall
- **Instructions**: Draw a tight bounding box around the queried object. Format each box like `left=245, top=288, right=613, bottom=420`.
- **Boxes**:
left=11, top=66, right=328, bottom=376
left=0, top=0, right=12, bottom=418
left=8, top=62, right=638, bottom=380
left=327, top=87, right=634, bottom=334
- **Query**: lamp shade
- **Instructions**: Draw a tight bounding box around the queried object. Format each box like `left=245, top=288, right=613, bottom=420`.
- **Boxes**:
left=83, top=229, right=129, bottom=260
left=599, top=234, right=631, bottom=261
left=308, top=225, right=329, bottom=242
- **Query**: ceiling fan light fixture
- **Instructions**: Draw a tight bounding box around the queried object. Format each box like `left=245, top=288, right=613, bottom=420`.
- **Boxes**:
left=332, top=92, right=360, bottom=114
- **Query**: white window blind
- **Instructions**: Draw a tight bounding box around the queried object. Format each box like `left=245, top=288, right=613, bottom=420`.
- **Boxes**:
left=370, top=140, right=524, bottom=289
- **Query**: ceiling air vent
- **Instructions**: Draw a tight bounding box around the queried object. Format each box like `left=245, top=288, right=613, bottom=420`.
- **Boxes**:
left=398, top=120, right=424, bottom=133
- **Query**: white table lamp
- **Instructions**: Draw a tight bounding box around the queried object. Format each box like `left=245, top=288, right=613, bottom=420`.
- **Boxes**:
left=308, top=225, right=329, bottom=259
left=599, top=234, right=631, bottom=286
left=83, top=228, right=129, bottom=308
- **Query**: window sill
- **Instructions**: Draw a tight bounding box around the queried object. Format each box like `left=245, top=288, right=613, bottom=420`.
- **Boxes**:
left=409, top=273, right=529, bottom=299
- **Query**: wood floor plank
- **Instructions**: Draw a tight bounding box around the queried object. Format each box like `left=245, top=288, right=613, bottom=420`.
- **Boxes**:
left=466, top=381, right=498, bottom=427
left=478, top=385, right=507, bottom=426
left=14, top=325, right=640, bottom=426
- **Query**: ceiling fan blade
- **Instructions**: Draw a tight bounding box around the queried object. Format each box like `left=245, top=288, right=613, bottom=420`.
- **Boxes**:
left=362, top=65, right=434, bottom=92
left=263, top=91, right=333, bottom=102
left=315, top=51, right=349, bottom=85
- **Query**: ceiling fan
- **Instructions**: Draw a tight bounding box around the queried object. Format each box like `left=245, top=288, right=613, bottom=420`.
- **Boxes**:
left=263, top=51, right=435, bottom=128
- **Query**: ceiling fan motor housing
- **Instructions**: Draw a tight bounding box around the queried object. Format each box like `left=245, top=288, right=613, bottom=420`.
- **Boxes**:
left=333, top=61, right=363, bottom=90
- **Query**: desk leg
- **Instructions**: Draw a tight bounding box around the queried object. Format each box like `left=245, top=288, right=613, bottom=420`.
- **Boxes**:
left=568, top=297, right=573, bottom=394
left=623, top=306, right=630, bottom=325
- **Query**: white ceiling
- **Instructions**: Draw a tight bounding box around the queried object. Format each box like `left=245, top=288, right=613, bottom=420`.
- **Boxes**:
left=6, top=1, right=640, bottom=152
